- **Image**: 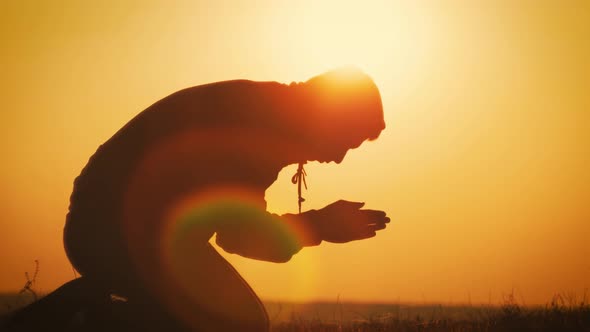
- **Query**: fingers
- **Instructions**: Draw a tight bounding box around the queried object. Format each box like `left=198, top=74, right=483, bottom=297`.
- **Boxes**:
left=331, top=200, right=365, bottom=209
left=369, top=222, right=387, bottom=231
left=363, top=209, right=390, bottom=233
left=349, top=201, right=365, bottom=209
left=363, top=209, right=387, bottom=218
left=360, top=209, right=389, bottom=224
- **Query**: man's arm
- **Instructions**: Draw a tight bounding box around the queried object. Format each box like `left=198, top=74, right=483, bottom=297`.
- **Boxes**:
left=215, top=200, right=389, bottom=263
left=214, top=210, right=321, bottom=263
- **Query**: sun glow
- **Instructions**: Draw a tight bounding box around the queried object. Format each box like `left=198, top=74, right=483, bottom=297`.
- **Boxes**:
left=263, top=1, right=432, bottom=89
left=1, top=0, right=588, bottom=306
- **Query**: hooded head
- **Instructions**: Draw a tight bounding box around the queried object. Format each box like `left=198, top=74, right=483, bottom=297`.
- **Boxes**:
left=299, top=67, right=385, bottom=163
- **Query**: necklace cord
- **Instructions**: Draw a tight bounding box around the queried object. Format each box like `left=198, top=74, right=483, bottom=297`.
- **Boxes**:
left=291, top=162, right=307, bottom=214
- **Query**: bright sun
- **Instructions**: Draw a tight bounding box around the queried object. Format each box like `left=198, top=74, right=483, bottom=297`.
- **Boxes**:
left=263, top=1, right=434, bottom=97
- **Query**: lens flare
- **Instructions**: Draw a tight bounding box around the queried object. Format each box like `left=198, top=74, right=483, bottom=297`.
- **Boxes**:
left=124, top=184, right=319, bottom=328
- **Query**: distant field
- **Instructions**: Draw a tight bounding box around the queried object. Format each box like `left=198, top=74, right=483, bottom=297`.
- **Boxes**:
left=264, top=301, right=502, bottom=324
left=265, top=300, right=590, bottom=331
left=2, top=293, right=589, bottom=331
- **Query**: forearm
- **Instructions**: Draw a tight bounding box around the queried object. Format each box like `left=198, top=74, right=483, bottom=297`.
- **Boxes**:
left=214, top=209, right=323, bottom=262
left=280, top=210, right=322, bottom=247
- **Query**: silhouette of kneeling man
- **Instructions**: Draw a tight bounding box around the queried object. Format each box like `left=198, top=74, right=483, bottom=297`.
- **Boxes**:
left=4, top=67, right=389, bottom=331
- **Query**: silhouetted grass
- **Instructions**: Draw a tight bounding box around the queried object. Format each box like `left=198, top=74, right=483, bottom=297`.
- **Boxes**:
left=271, top=305, right=590, bottom=332
left=269, top=293, right=590, bottom=332
left=2, top=292, right=589, bottom=331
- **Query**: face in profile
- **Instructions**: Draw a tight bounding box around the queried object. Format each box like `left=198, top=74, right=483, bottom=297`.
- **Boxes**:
left=302, top=67, right=385, bottom=163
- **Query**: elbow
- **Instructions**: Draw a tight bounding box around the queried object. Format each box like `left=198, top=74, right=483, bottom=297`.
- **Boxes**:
left=269, top=253, right=293, bottom=263
left=278, top=251, right=296, bottom=263
left=270, top=245, right=302, bottom=263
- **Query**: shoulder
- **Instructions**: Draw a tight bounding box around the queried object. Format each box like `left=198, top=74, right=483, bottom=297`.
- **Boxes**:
left=170, top=79, right=287, bottom=98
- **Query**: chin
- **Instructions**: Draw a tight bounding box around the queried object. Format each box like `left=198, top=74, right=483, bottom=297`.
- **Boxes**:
left=330, top=156, right=344, bottom=164
left=312, top=154, right=345, bottom=164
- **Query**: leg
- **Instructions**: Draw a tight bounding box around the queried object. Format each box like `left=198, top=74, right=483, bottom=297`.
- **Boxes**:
left=65, top=203, right=268, bottom=331
left=156, top=242, right=270, bottom=332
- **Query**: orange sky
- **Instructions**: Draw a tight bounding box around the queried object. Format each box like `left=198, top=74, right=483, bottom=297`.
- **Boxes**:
left=1, top=1, right=589, bottom=305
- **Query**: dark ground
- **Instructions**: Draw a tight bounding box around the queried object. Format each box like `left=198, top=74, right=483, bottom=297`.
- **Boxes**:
left=2, top=293, right=589, bottom=331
